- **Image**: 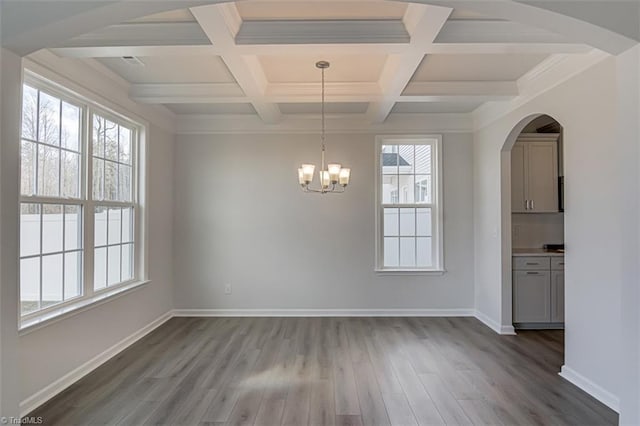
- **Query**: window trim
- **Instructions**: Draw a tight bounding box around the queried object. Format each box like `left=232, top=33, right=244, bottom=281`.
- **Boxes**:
left=374, top=135, right=445, bottom=273
left=19, top=71, right=149, bottom=329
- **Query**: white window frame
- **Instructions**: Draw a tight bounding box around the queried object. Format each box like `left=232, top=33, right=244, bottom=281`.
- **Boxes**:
left=19, top=71, right=148, bottom=330
left=375, top=135, right=444, bottom=274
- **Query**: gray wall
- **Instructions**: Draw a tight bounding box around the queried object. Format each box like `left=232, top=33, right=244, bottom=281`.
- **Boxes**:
left=174, top=132, right=474, bottom=311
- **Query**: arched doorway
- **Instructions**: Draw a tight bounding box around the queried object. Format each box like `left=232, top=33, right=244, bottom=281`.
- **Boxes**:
left=500, top=113, right=565, bottom=335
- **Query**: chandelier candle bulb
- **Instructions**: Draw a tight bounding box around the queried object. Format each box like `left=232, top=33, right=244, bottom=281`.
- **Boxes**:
left=301, top=164, right=315, bottom=183
left=328, top=164, right=342, bottom=183
left=320, top=171, right=330, bottom=188
left=298, top=168, right=306, bottom=185
left=339, top=168, right=351, bottom=186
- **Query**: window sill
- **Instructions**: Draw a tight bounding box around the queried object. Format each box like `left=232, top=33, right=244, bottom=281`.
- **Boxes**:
left=375, top=269, right=446, bottom=276
left=19, top=280, right=150, bottom=335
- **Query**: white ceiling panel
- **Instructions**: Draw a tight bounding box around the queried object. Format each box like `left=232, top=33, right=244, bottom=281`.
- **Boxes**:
left=279, top=102, right=369, bottom=114
left=236, top=1, right=407, bottom=20
left=260, top=55, right=387, bottom=83
left=164, top=103, right=257, bottom=115
left=129, top=9, right=196, bottom=23
left=391, top=102, right=482, bottom=113
left=411, top=53, right=548, bottom=82
left=98, top=55, right=236, bottom=84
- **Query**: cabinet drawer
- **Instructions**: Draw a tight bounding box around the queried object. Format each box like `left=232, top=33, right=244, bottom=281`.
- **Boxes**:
left=513, top=256, right=550, bottom=270
left=551, top=257, right=565, bottom=270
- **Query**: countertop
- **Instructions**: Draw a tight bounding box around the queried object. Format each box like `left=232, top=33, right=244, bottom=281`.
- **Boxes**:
left=512, top=248, right=565, bottom=257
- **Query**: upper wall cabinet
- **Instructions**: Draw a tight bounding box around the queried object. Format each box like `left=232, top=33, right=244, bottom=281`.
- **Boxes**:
left=511, top=133, right=560, bottom=213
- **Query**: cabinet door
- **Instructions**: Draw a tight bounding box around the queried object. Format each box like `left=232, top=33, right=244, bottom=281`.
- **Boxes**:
left=551, top=270, right=565, bottom=322
left=513, top=270, right=551, bottom=322
left=511, top=143, right=527, bottom=212
left=526, top=141, right=558, bottom=212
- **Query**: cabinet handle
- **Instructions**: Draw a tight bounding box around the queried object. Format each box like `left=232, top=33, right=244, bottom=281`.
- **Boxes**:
left=527, top=272, right=540, bottom=275
left=525, top=200, right=530, bottom=210
left=525, top=262, right=538, bottom=265
left=558, top=262, right=565, bottom=266
left=531, top=199, right=535, bottom=210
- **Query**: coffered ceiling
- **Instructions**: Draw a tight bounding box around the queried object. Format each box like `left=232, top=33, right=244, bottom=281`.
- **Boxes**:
left=45, top=1, right=599, bottom=124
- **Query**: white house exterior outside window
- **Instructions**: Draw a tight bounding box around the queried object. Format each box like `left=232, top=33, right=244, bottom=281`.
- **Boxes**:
left=375, top=135, right=444, bottom=272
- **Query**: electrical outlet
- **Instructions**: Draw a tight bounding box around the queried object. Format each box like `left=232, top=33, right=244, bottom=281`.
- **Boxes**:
left=224, top=283, right=232, bottom=295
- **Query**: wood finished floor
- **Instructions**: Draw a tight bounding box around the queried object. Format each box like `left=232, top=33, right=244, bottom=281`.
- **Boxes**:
left=30, top=317, right=618, bottom=425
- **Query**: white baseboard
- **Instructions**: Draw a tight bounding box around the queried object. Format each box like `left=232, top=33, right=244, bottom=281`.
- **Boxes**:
left=172, top=308, right=475, bottom=317
left=559, top=365, right=620, bottom=413
left=474, top=310, right=516, bottom=335
left=19, top=310, right=173, bottom=417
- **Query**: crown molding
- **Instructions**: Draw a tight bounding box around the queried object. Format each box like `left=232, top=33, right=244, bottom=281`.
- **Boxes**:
left=175, top=112, right=473, bottom=135
left=472, top=49, right=610, bottom=131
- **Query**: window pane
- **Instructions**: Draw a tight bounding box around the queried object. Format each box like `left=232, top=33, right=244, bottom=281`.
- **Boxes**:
left=416, top=208, right=432, bottom=236
left=64, top=252, right=82, bottom=300
left=417, top=237, right=433, bottom=267
left=381, top=145, right=398, bottom=175
left=42, top=254, right=63, bottom=308
left=415, top=145, right=431, bottom=174
left=21, top=140, right=36, bottom=196
left=108, top=245, right=121, bottom=286
left=42, top=204, right=63, bottom=254
left=95, top=206, right=107, bottom=246
left=108, top=208, right=122, bottom=245
left=122, top=207, right=133, bottom=243
left=105, top=161, right=118, bottom=201
left=382, top=175, right=398, bottom=204
left=399, top=237, right=416, bottom=267
left=61, top=102, right=80, bottom=151
left=398, top=145, right=414, bottom=174
left=22, top=85, right=38, bottom=140
left=20, top=203, right=40, bottom=257
left=65, top=205, right=82, bottom=251
left=38, top=145, right=60, bottom=197
left=399, top=208, right=415, bottom=236
left=105, top=120, right=119, bottom=161
left=398, top=175, right=415, bottom=204
left=93, top=158, right=104, bottom=200
left=119, top=127, right=131, bottom=164
left=94, top=247, right=107, bottom=290
left=384, top=237, right=399, bottom=267
left=415, top=175, right=431, bottom=204
left=119, top=165, right=132, bottom=202
left=62, top=151, right=80, bottom=198
left=93, top=115, right=105, bottom=158
left=21, top=257, right=40, bottom=315
left=122, top=243, right=133, bottom=281
left=38, top=92, right=60, bottom=146
left=383, top=208, right=398, bottom=236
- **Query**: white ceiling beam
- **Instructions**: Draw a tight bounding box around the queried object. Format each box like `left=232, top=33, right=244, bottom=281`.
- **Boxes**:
left=130, top=83, right=246, bottom=104
left=235, top=20, right=409, bottom=45
left=49, top=41, right=590, bottom=59
left=366, top=4, right=452, bottom=124
left=434, top=20, right=583, bottom=44
left=55, top=22, right=211, bottom=48
left=50, top=45, right=219, bottom=59
left=266, top=82, right=382, bottom=98
left=191, top=4, right=282, bottom=124
left=403, top=81, right=518, bottom=97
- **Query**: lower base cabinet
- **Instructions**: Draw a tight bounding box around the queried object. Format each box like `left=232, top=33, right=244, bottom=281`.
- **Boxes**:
left=513, top=255, right=564, bottom=328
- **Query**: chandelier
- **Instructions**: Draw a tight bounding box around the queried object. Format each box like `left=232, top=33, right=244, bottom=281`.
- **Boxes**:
left=297, top=61, right=351, bottom=193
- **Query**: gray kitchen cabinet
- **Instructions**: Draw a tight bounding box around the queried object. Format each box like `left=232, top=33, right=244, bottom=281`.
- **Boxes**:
left=511, top=134, right=559, bottom=213
left=513, top=254, right=564, bottom=328
left=551, top=271, right=565, bottom=323
left=514, top=270, right=551, bottom=322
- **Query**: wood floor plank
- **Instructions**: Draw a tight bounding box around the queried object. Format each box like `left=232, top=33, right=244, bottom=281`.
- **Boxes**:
left=419, top=373, right=473, bottom=426
left=27, top=317, right=618, bottom=426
